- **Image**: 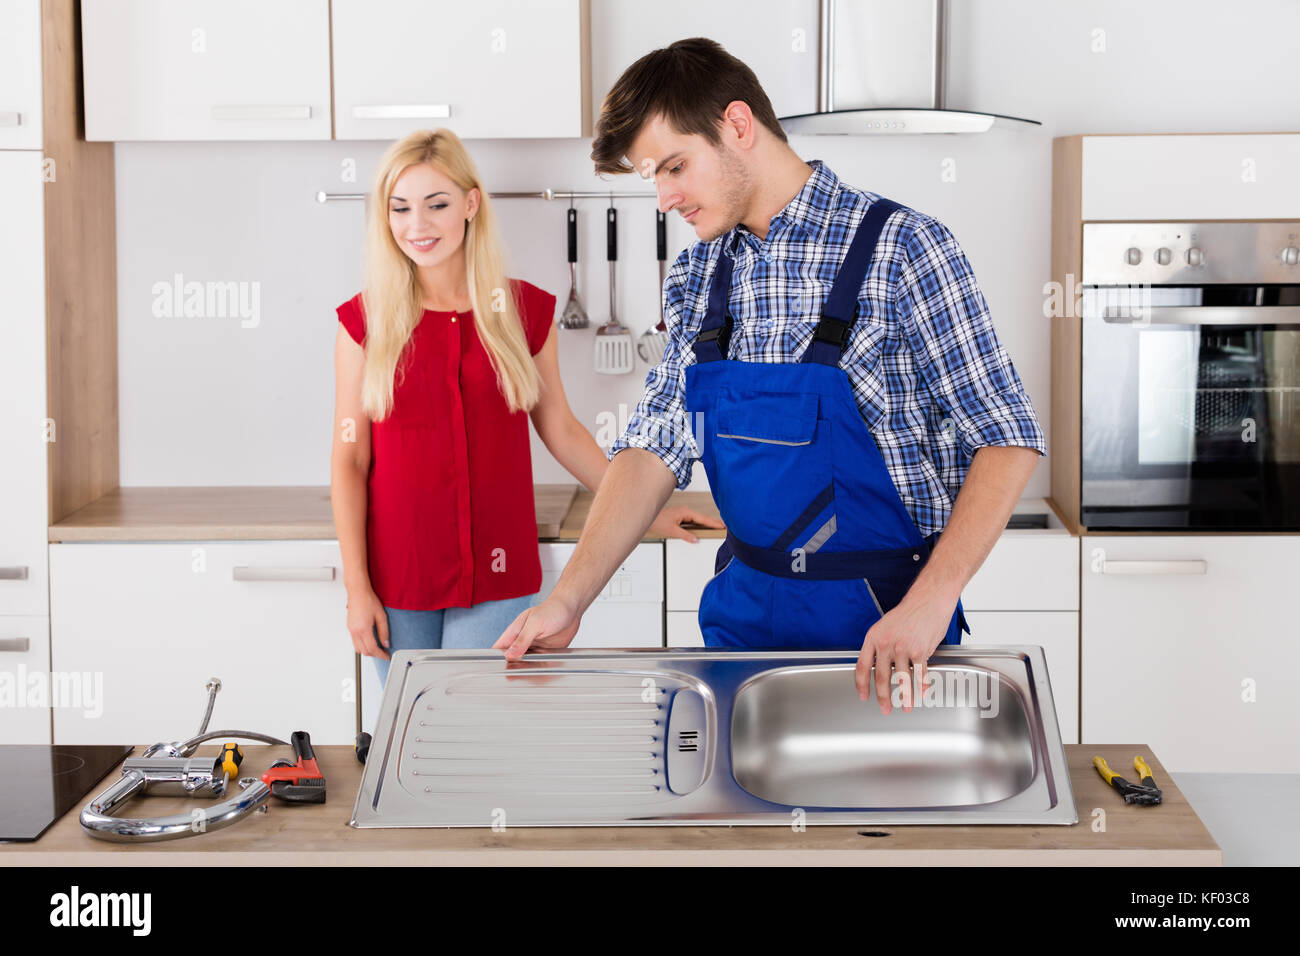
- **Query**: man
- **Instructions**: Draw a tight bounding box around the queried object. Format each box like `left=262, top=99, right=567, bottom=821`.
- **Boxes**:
left=494, top=38, right=1045, bottom=714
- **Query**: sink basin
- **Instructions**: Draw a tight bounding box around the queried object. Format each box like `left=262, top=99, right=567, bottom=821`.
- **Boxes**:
left=350, top=647, right=1076, bottom=827
left=731, top=665, right=1034, bottom=809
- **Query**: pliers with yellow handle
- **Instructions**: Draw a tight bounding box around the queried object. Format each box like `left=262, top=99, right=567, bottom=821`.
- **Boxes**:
left=1093, top=755, right=1163, bottom=806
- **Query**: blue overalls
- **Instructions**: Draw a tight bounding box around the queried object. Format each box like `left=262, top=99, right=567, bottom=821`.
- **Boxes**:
left=685, top=197, right=970, bottom=650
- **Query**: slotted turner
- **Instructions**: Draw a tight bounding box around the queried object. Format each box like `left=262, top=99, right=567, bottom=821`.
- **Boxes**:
left=594, top=206, right=634, bottom=374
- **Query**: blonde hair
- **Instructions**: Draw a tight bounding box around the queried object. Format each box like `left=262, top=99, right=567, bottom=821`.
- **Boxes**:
left=358, top=129, right=540, bottom=420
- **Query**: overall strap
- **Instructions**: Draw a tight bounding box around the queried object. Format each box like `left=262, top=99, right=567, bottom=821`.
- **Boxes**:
left=801, top=197, right=901, bottom=367
left=692, top=242, right=736, bottom=364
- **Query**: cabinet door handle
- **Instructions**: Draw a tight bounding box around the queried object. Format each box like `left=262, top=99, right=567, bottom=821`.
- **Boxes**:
left=1101, top=559, right=1207, bottom=575
left=0, top=638, right=31, bottom=653
left=351, top=104, right=451, bottom=120
left=232, top=566, right=336, bottom=582
left=0, top=566, right=30, bottom=580
left=210, top=105, right=313, bottom=121
left=0, top=111, right=21, bottom=127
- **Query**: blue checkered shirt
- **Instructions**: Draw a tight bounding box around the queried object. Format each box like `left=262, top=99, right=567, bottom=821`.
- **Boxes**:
left=608, top=158, right=1046, bottom=536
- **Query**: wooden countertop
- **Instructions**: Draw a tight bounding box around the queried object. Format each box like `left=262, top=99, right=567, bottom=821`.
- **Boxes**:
left=45, top=485, right=715, bottom=543
left=557, top=490, right=724, bottom=540
left=47, top=484, right=583, bottom=542
left=0, top=744, right=1219, bottom=865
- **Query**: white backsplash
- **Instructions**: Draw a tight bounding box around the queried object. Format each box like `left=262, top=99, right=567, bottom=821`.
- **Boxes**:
left=112, top=0, right=1300, bottom=499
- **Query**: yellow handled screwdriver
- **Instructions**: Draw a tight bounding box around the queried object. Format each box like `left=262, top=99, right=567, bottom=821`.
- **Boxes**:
left=220, top=742, right=243, bottom=791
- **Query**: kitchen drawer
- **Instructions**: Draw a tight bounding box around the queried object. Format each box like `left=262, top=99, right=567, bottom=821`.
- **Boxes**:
left=50, top=541, right=355, bottom=745
left=961, top=533, right=1078, bottom=611
left=539, top=542, right=663, bottom=604
left=665, top=538, right=725, bottom=612
left=539, top=542, right=663, bottom=648
left=1082, top=535, right=1300, bottom=773
left=0, top=615, right=52, bottom=744
left=668, top=533, right=1077, bottom=613
left=0, top=0, right=42, bottom=149
left=962, top=611, right=1078, bottom=744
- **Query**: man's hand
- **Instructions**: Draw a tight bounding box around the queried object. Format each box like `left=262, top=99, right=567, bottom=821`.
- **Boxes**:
left=492, top=592, right=582, bottom=661
left=648, top=504, right=725, bottom=542
left=854, top=593, right=954, bottom=715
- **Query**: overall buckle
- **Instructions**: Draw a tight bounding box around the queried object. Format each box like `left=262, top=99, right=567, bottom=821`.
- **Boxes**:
left=812, top=316, right=853, bottom=348
left=696, top=322, right=732, bottom=353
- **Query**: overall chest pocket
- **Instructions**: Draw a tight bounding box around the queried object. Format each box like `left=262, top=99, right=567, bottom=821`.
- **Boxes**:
left=711, top=388, right=832, bottom=548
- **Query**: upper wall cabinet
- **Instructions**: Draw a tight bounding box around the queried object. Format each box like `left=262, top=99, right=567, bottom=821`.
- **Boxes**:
left=0, top=0, right=43, bottom=149
left=82, top=0, right=331, bottom=141
left=589, top=0, right=818, bottom=132
left=331, top=0, right=588, bottom=141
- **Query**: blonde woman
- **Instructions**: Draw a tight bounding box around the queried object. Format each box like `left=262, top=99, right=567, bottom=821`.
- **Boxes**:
left=330, top=129, right=722, bottom=685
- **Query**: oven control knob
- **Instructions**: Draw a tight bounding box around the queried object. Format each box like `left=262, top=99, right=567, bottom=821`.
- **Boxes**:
left=1124, top=247, right=1142, bottom=266
left=1282, top=246, right=1300, bottom=266
left=1154, top=247, right=1172, bottom=266
left=1185, top=247, right=1204, bottom=267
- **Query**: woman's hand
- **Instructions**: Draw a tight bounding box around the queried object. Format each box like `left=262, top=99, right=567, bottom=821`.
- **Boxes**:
left=347, top=587, right=391, bottom=660
left=648, top=504, right=725, bottom=542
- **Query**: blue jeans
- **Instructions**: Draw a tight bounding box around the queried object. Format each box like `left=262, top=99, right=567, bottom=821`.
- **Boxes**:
left=371, top=592, right=539, bottom=686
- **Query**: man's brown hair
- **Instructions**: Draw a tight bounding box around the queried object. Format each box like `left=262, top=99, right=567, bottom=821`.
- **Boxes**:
left=591, top=37, right=788, bottom=176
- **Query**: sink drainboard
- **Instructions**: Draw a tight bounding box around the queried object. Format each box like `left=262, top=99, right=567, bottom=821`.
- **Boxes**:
left=352, top=647, right=1076, bottom=828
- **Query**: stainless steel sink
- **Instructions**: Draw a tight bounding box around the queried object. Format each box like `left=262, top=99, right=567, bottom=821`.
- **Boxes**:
left=350, top=647, right=1076, bottom=827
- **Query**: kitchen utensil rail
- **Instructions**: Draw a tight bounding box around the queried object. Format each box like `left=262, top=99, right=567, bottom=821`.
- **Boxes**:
left=317, top=188, right=659, bottom=203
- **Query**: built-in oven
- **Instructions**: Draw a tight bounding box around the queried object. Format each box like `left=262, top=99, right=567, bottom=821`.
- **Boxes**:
left=1080, top=221, right=1300, bottom=530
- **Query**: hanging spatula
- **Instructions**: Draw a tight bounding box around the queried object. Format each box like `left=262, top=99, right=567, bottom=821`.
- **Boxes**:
left=594, top=205, right=634, bottom=374
left=558, top=207, right=589, bottom=329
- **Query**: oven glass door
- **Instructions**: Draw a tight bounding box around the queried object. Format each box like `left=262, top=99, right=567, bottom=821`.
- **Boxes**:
left=1081, top=284, right=1300, bottom=529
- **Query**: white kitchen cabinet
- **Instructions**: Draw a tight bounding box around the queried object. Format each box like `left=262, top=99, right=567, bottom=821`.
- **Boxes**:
left=332, top=0, right=586, bottom=140
left=81, top=0, right=331, bottom=141
left=960, top=530, right=1078, bottom=612
left=962, top=612, right=1078, bottom=744
left=590, top=0, right=818, bottom=132
left=539, top=542, right=663, bottom=648
left=49, top=541, right=356, bottom=745
left=0, top=150, right=49, bottom=618
left=0, top=0, right=43, bottom=149
left=666, top=610, right=705, bottom=648
left=0, top=615, right=51, bottom=744
left=665, top=538, right=725, bottom=612
left=1082, top=535, right=1300, bottom=773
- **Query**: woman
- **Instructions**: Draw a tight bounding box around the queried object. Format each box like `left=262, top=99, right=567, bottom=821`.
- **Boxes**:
left=330, top=128, right=720, bottom=686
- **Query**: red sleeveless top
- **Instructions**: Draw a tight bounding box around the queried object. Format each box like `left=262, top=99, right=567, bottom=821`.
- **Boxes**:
left=336, top=279, right=556, bottom=610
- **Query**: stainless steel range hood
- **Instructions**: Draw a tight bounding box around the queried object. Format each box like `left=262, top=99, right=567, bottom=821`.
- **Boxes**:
left=780, top=0, right=1041, bottom=135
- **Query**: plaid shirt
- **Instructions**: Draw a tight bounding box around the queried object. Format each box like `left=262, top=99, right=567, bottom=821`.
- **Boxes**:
left=608, top=158, right=1045, bottom=536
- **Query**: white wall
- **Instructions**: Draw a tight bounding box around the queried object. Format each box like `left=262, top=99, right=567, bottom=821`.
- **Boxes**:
left=112, top=0, right=1300, bottom=497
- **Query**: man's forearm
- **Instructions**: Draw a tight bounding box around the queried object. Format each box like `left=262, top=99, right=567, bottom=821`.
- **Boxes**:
left=552, top=447, right=677, bottom=615
left=901, top=445, right=1041, bottom=610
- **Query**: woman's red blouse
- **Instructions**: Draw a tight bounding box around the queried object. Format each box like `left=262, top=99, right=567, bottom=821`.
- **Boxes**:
left=336, top=279, right=556, bottom=610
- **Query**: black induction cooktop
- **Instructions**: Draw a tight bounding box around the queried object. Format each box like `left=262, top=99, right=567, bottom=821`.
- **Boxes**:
left=0, top=744, right=133, bottom=841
